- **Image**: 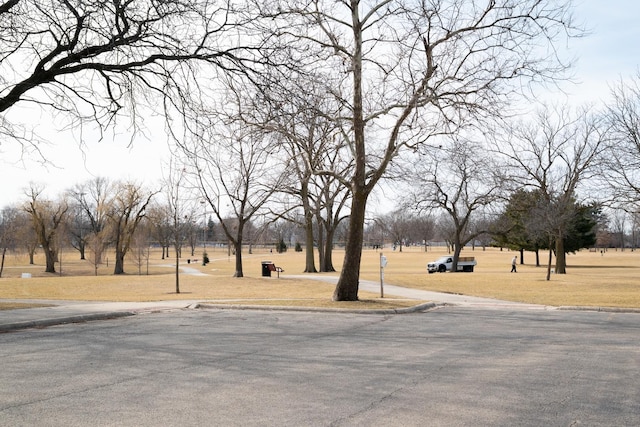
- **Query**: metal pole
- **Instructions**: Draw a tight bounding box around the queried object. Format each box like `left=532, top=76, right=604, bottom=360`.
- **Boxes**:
left=379, top=252, right=384, bottom=298
left=200, top=200, right=207, bottom=266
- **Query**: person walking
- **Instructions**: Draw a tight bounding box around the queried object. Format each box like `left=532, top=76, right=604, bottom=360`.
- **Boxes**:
left=511, top=255, right=517, bottom=273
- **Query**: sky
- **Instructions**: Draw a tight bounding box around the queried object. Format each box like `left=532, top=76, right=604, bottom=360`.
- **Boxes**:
left=1, top=0, right=639, bottom=209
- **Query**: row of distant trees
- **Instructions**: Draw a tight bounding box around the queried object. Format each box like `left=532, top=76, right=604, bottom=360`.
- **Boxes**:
left=0, top=179, right=316, bottom=278
left=0, top=180, right=154, bottom=276
left=370, top=202, right=638, bottom=259
left=3, top=170, right=637, bottom=281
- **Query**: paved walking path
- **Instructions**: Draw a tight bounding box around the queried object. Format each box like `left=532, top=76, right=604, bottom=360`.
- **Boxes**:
left=0, top=299, right=200, bottom=332
left=286, top=275, right=551, bottom=310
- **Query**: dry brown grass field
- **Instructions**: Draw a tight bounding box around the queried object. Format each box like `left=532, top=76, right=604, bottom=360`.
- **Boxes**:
left=360, top=246, right=640, bottom=308
left=0, top=246, right=409, bottom=310
left=1, top=244, right=639, bottom=309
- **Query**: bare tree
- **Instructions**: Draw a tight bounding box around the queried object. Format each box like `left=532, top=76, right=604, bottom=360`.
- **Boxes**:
left=494, top=105, right=608, bottom=274
left=66, top=202, right=90, bottom=260
left=146, top=205, right=172, bottom=260
left=182, top=81, right=292, bottom=277
left=105, top=181, right=156, bottom=275
left=605, top=74, right=640, bottom=210
left=0, top=206, right=20, bottom=277
left=12, top=208, right=38, bottom=264
left=378, top=209, right=414, bottom=252
left=162, top=160, right=198, bottom=293
left=69, top=178, right=111, bottom=264
left=409, top=137, right=504, bottom=271
left=214, top=67, right=352, bottom=273
left=314, top=164, right=352, bottom=272
left=409, top=213, right=436, bottom=252
left=85, top=229, right=107, bottom=276
left=272, top=86, right=347, bottom=273
left=255, top=0, right=579, bottom=300
left=24, top=185, right=69, bottom=273
left=129, top=219, right=151, bottom=276
left=609, top=210, right=628, bottom=250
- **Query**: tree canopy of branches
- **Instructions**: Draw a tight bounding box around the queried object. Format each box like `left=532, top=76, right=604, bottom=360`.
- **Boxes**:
left=0, top=0, right=252, bottom=153
left=254, top=0, right=579, bottom=300
left=407, top=136, right=503, bottom=271
left=378, top=209, right=414, bottom=252
left=69, top=177, right=115, bottom=270
left=258, top=77, right=351, bottom=273
left=605, top=74, right=640, bottom=210
left=182, top=78, right=292, bottom=277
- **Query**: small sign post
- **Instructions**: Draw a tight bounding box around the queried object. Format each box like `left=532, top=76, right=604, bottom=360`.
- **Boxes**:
left=379, top=253, right=387, bottom=298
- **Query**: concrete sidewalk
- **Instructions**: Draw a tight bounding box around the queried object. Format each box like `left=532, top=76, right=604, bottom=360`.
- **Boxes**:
left=0, top=300, right=200, bottom=333
left=288, top=275, right=552, bottom=310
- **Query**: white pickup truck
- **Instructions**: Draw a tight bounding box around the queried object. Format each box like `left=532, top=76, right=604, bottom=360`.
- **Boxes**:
left=427, top=256, right=477, bottom=273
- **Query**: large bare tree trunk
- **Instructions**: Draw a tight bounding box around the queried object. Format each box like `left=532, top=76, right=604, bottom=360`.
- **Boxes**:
left=316, top=216, right=326, bottom=271
left=233, top=240, right=244, bottom=277
left=451, top=237, right=463, bottom=273
left=44, top=248, right=57, bottom=274
left=0, top=247, right=6, bottom=278
left=546, top=237, right=554, bottom=281
left=322, top=228, right=336, bottom=272
left=333, top=3, right=366, bottom=301
left=114, top=251, right=125, bottom=275
left=304, top=224, right=317, bottom=272
left=333, top=192, right=367, bottom=301
left=555, top=237, right=567, bottom=274
left=302, top=182, right=317, bottom=273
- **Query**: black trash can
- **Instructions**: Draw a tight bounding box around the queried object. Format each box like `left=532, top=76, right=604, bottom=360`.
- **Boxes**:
left=261, top=261, right=273, bottom=277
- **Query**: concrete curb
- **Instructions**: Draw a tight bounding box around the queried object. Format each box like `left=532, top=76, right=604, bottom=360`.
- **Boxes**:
left=3, top=302, right=639, bottom=334
left=195, top=301, right=441, bottom=315
left=0, top=311, right=136, bottom=333
left=0, top=303, right=442, bottom=333
left=557, top=306, right=640, bottom=314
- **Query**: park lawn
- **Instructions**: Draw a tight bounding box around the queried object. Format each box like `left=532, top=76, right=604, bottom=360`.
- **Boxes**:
left=359, top=246, right=640, bottom=308
left=1, top=245, right=639, bottom=309
left=0, top=248, right=409, bottom=310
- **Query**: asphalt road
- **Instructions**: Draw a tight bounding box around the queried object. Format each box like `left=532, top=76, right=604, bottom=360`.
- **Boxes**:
left=1, top=307, right=638, bottom=426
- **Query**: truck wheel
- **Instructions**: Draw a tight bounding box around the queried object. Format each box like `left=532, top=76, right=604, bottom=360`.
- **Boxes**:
left=438, top=264, right=446, bottom=273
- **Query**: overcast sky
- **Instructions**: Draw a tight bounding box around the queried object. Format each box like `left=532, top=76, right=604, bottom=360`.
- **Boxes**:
left=1, top=0, right=639, bottom=209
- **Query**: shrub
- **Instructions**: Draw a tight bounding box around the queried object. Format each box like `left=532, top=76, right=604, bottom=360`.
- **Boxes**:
left=276, top=239, right=287, bottom=253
